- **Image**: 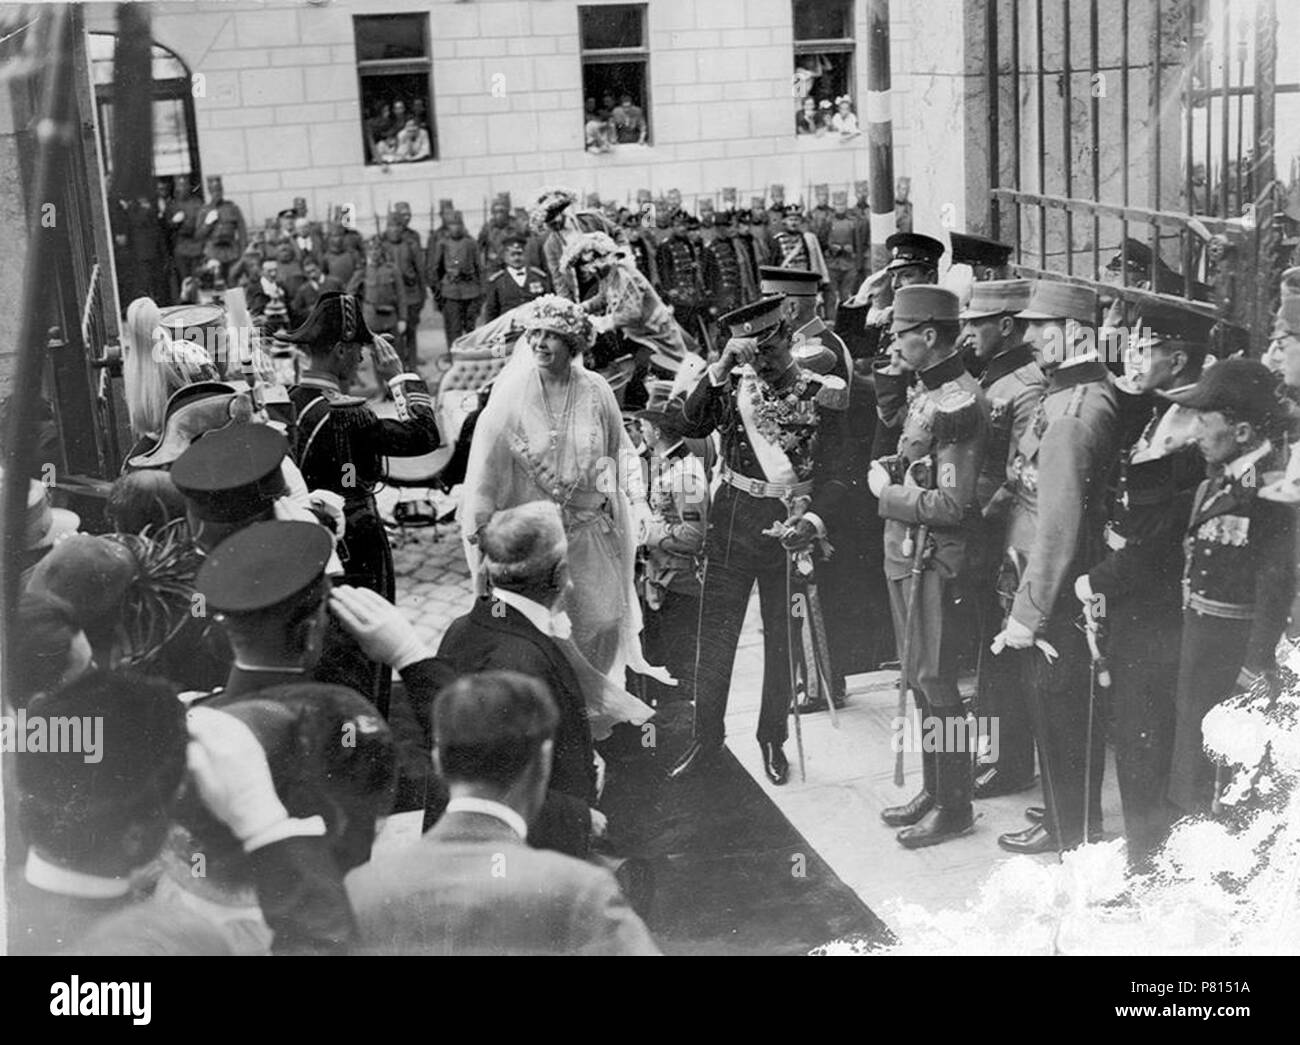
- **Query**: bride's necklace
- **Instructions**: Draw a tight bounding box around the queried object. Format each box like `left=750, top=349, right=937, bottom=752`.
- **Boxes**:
left=537, top=368, right=575, bottom=448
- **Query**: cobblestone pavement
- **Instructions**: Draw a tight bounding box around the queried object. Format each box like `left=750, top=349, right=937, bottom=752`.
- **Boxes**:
left=384, top=512, right=475, bottom=650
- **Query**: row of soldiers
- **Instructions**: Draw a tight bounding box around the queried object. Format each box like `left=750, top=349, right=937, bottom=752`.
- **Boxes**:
left=662, top=226, right=1296, bottom=874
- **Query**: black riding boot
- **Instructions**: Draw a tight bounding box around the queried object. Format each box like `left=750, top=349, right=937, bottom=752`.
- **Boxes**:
left=897, top=717, right=975, bottom=848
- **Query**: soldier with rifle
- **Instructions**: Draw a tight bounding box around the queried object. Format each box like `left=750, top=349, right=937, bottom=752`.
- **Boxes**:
left=869, top=287, right=989, bottom=848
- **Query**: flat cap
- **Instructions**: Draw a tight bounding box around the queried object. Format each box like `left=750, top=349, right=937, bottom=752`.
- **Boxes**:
left=195, top=520, right=333, bottom=614
left=950, top=231, right=1013, bottom=269
left=960, top=278, right=1033, bottom=320
left=719, top=296, right=787, bottom=340
left=1136, top=300, right=1216, bottom=346
left=760, top=266, right=821, bottom=297
left=1160, top=358, right=1283, bottom=426
left=891, top=286, right=961, bottom=333
left=1017, top=281, right=1098, bottom=325
left=886, top=232, right=944, bottom=272
left=171, top=423, right=288, bottom=523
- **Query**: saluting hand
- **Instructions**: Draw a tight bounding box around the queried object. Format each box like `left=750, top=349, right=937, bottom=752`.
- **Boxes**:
left=370, top=332, right=404, bottom=383
left=713, top=337, right=757, bottom=378
left=330, top=584, right=432, bottom=669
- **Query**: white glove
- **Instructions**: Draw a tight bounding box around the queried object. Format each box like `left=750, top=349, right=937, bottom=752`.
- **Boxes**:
left=1074, top=573, right=1093, bottom=605
left=868, top=460, right=892, bottom=499
left=186, top=707, right=294, bottom=851
left=308, top=489, right=347, bottom=540
left=329, top=584, right=432, bottom=670
left=991, top=614, right=1036, bottom=653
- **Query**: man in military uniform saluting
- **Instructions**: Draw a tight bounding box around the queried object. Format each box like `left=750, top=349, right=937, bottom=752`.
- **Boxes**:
left=276, top=291, right=441, bottom=711
left=760, top=265, right=875, bottom=706
left=993, top=282, right=1118, bottom=854
left=198, top=175, right=247, bottom=281
left=959, top=279, right=1045, bottom=799
left=668, top=297, right=852, bottom=785
left=1070, top=303, right=1210, bottom=868
left=869, top=287, right=989, bottom=847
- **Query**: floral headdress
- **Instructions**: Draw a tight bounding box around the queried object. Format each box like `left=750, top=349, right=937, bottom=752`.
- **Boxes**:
left=528, top=186, right=578, bottom=233
left=558, top=231, right=620, bottom=275
left=521, top=294, right=595, bottom=348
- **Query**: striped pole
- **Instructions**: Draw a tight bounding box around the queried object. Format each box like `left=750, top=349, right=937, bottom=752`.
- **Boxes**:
left=866, top=0, right=895, bottom=269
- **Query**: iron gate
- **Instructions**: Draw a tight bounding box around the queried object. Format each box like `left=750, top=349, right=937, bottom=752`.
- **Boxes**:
left=985, top=0, right=1295, bottom=350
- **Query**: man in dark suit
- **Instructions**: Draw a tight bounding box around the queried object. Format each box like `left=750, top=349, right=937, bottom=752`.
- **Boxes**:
left=333, top=501, right=602, bottom=858
left=436, top=502, right=600, bottom=858
left=346, top=671, right=658, bottom=955
left=480, top=233, right=552, bottom=324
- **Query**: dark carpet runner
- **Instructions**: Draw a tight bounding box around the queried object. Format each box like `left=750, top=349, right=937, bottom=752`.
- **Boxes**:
left=599, top=700, right=893, bottom=955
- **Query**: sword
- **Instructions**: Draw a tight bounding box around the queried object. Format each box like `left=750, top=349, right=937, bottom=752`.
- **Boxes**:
left=1082, top=603, right=1111, bottom=845
left=990, top=547, right=1064, bottom=861
left=893, top=523, right=930, bottom=786
left=784, top=552, right=808, bottom=782
left=794, top=546, right=840, bottom=730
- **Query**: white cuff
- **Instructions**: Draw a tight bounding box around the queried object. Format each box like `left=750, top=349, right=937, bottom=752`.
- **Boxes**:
left=388, top=372, right=420, bottom=387
left=394, top=643, right=435, bottom=672
left=802, top=511, right=826, bottom=539
left=242, top=815, right=327, bottom=854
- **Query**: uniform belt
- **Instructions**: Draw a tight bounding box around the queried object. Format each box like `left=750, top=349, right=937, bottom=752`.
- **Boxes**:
left=719, top=463, right=812, bottom=501
left=1183, top=585, right=1254, bottom=620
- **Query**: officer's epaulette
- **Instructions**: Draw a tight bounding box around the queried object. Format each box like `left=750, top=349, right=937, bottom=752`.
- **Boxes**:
left=326, top=393, right=376, bottom=431
left=529, top=267, right=548, bottom=277
left=488, top=269, right=506, bottom=281
left=806, top=372, right=848, bottom=411
left=931, top=384, right=981, bottom=445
